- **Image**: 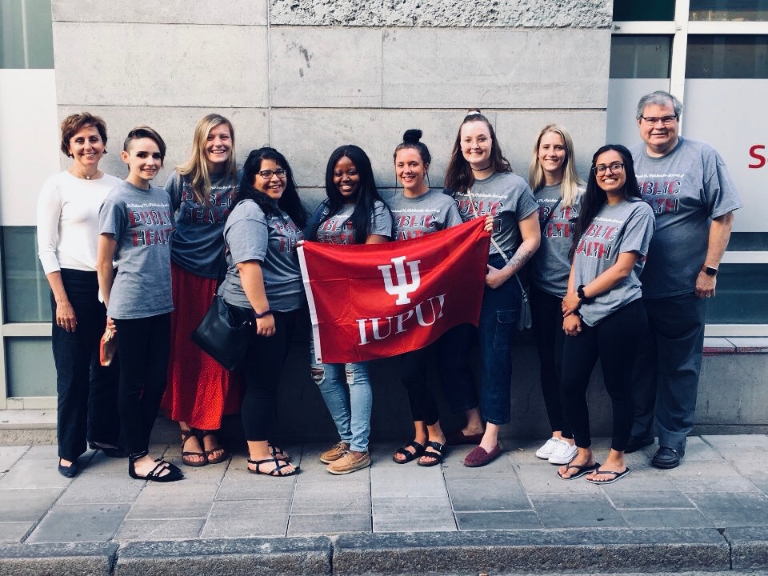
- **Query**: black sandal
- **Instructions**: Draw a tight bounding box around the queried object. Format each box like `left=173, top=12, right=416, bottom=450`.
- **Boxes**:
left=393, top=440, right=425, bottom=464
left=129, top=453, right=184, bottom=482
left=247, top=457, right=299, bottom=477
left=268, top=443, right=291, bottom=462
left=417, top=441, right=445, bottom=467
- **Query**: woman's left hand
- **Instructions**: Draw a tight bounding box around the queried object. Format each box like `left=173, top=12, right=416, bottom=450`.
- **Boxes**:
left=562, top=293, right=581, bottom=316
left=485, top=265, right=509, bottom=289
left=563, top=313, right=582, bottom=337
left=483, top=215, right=494, bottom=233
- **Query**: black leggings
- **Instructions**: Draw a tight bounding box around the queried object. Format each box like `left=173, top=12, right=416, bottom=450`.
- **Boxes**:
left=114, top=314, right=171, bottom=456
left=560, top=299, right=647, bottom=452
left=241, top=310, right=297, bottom=441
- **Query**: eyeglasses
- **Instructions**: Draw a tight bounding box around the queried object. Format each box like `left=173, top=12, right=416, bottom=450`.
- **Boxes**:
left=258, top=169, right=286, bottom=179
left=640, top=115, right=678, bottom=125
left=593, top=162, right=625, bottom=174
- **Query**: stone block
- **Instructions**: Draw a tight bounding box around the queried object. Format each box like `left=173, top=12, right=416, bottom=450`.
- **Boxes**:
left=287, top=513, right=372, bottom=536
left=26, top=503, right=130, bottom=543
left=57, top=106, right=269, bottom=185
left=201, top=500, right=291, bottom=538
left=52, top=0, right=267, bottom=25
left=0, top=542, right=117, bottom=576
left=726, top=526, right=768, bottom=570
left=0, top=488, right=63, bottom=522
left=270, top=28, right=383, bottom=108
left=687, top=492, right=768, bottom=528
left=531, top=493, right=627, bottom=529
left=455, top=510, right=542, bottom=530
left=697, top=353, right=768, bottom=425
left=54, top=23, right=268, bottom=107
left=270, top=0, right=612, bottom=28
left=114, top=537, right=332, bottom=576
left=381, top=28, right=610, bottom=109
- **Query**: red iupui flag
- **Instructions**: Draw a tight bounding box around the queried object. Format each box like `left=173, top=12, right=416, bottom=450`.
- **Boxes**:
left=298, top=218, right=490, bottom=364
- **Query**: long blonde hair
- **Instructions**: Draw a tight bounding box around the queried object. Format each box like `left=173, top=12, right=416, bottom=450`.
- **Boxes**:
left=177, top=114, right=237, bottom=205
left=528, top=124, right=583, bottom=209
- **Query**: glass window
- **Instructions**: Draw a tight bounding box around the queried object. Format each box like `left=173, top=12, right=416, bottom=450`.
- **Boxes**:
left=6, top=337, right=55, bottom=397
left=2, top=227, right=51, bottom=323
left=0, top=0, right=53, bottom=69
left=687, top=35, right=768, bottom=78
left=690, top=0, right=768, bottom=21
left=610, top=36, right=672, bottom=78
left=707, top=264, right=768, bottom=323
left=614, top=0, right=676, bottom=21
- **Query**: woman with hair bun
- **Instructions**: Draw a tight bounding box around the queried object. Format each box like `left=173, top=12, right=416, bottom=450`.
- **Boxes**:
left=305, top=144, right=393, bottom=474
left=160, top=113, right=241, bottom=468
left=387, top=129, right=464, bottom=467
left=442, top=110, right=540, bottom=467
left=557, top=144, right=654, bottom=485
left=527, top=124, right=584, bottom=466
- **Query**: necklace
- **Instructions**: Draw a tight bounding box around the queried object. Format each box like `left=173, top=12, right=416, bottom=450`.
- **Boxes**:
left=471, top=164, right=492, bottom=172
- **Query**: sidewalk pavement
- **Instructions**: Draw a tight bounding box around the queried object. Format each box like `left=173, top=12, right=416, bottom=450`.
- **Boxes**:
left=1, top=430, right=767, bottom=575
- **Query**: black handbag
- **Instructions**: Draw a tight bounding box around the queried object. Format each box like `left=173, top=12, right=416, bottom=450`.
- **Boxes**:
left=191, top=295, right=253, bottom=371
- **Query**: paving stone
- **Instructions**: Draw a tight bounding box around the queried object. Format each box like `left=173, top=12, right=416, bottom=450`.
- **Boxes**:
left=0, top=455, right=73, bottom=489
left=290, top=487, right=370, bottom=515
left=0, top=522, right=32, bottom=543
left=126, top=484, right=217, bottom=520
left=668, top=461, right=763, bottom=494
left=593, top=466, right=680, bottom=492
left=0, top=447, right=28, bottom=473
left=370, top=463, right=447, bottom=499
left=215, top=456, right=297, bottom=500
left=0, top=488, right=63, bottom=521
left=456, top=511, right=542, bottom=530
left=514, top=461, right=600, bottom=494
left=688, top=492, right=768, bottom=528
left=446, top=477, right=531, bottom=512
left=201, top=499, right=290, bottom=538
left=26, top=503, right=130, bottom=543
left=619, top=508, right=714, bottom=528
left=287, top=513, right=371, bottom=536
left=683, top=436, right=725, bottom=462
left=440, top=449, right=517, bottom=478
left=605, top=490, right=696, bottom=509
left=114, top=518, right=205, bottom=541
left=725, top=526, right=768, bottom=570
left=530, top=493, right=627, bottom=528
left=56, top=463, right=145, bottom=504
left=372, top=496, right=456, bottom=532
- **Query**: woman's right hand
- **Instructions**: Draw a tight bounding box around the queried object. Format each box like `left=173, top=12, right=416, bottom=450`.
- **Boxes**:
left=563, top=313, right=582, bottom=337
left=255, top=314, right=276, bottom=337
left=56, top=299, right=77, bottom=332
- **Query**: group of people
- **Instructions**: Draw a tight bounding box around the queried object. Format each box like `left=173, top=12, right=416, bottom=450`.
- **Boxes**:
left=38, top=89, right=740, bottom=485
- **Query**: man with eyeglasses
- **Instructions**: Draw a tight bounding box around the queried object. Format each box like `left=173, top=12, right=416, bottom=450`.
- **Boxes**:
left=626, top=90, right=742, bottom=469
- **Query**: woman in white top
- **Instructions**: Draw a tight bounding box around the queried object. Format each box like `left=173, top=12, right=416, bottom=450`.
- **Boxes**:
left=37, top=113, right=124, bottom=478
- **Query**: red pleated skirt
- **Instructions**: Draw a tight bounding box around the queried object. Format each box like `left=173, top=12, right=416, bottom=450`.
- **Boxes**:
left=161, top=261, right=242, bottom=429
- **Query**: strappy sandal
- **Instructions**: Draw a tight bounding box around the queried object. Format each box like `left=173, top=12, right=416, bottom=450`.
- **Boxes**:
left=393, top=440, right=425, bottom=464
left=268, top=443, right=290, bottom=462
left=247, top=457, right=299, bottom=477
left=200, top=431, right=228, bottom=465
left=129, top=453, right=184, bottom=482
left=417, top=440, right=445, bottom=467
left=181, top=429, right=207, bottom=467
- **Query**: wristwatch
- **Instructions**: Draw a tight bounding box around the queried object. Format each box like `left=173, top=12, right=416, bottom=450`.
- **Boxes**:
left=701, top=266, right=718, bottom=277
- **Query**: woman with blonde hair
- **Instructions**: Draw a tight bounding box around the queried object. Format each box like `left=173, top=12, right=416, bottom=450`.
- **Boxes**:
left=160, top=113, right=241, bottom=467
left=527, top=124, right=584, bottom=466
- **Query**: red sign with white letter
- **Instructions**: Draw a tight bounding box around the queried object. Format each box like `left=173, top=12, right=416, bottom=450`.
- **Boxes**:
left=298, top=218, right=490, bottom=363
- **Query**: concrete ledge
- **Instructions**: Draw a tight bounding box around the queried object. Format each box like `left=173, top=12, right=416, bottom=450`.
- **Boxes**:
left=0, top=542, right=117, bottom=576
left=114, top=537, right=332, bottom=576
left=332, top=529, right=730, bottom=575
left=725, top=527, right=768, bottom=570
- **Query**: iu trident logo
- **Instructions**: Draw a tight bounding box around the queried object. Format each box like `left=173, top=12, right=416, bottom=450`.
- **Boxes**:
left=378, top=256, right=421, bottom=305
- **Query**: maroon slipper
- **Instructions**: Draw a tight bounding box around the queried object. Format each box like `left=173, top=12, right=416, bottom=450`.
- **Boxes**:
left=445, top=430, right=485, bottom=446
left=463, top=445, right=501, bottom=467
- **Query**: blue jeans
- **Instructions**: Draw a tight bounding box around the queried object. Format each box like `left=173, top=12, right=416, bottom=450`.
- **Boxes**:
left=441, top=254, right=522, bottom=425
left=51, top=269, right=120, bottom=461
left=312, top=359, right=372, bottom=453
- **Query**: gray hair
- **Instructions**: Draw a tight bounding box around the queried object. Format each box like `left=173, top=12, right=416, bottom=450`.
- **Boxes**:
left=636, top=90, right=683, bottom=119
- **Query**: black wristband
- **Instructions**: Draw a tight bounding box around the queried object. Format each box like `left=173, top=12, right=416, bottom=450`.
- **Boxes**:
left=577, top=285, right=594, bottom=304
left=253, top=309, right=273, bottom=319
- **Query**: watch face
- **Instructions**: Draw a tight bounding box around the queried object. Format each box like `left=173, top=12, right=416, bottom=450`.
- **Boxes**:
left=705, top=266, right=718, bottom=276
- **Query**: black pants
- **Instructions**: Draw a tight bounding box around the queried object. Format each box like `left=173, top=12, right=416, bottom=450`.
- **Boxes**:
left=113, top=314, right=171, bottom=456
left=51, top=269, right=120, bottom=461
left=241, top=310, right=297, bottom=441
left=530, top=286, right=571, bottom=437
left=561, top=299, right=647, bottom=452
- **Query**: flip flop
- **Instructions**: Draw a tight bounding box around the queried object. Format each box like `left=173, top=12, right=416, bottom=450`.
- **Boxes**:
left=586, top=467, right=630, bottom=484
left=557, top=461, right=600, bottom=480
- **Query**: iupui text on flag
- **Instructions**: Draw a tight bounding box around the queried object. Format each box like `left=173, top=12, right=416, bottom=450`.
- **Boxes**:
left=298, top=218, right=490, bottom=364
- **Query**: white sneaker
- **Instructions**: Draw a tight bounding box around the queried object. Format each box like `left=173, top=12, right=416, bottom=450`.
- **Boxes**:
left=548, top=439, right=578, bottom=465
left=535, top=437, right=560, bottom=459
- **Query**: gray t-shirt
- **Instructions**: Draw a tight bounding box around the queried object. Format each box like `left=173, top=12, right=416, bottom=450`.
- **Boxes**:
left=386, top=189, right=463, bottom=239
left=98, top=181, right=175, bottom=319
left=450, top=171, right=538, bottom=257
left=166, top=169, right=241, bottom=278
left=631, top=137, right=742, bottom=299
left=529, top=184, right=582, bottom=297
left=313, top=200, right=392, bottom=245
left=573, top=199, right=655, bottom=327
left=219, top=199, right=304, bottom=312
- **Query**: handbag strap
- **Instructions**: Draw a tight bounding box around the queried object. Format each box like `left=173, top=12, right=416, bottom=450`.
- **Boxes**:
left=467, top=187, right=527, bottom=297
